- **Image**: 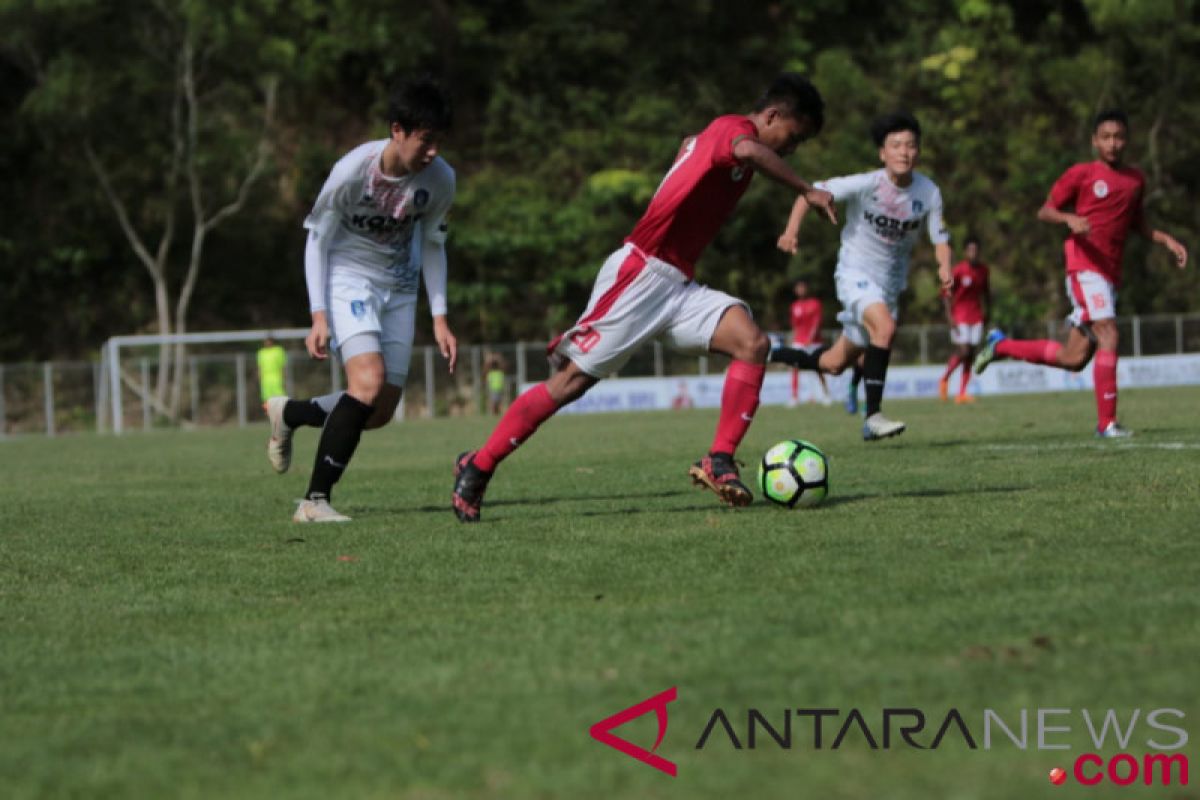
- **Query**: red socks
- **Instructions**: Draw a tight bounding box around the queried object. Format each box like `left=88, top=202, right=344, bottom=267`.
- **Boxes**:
left=1094, top=350, right=1118, bottom=429
left=995, top=338, right=1062, bottom=366
left=941, top=353, right=962, bottom=381
left=474, top=383, right=559, bottom=472
left=959, top=354, right=974, bottom=396
left=711, top=360, right=765, bottom=456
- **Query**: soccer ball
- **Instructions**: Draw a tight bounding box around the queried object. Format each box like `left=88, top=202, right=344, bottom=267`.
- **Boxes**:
left=758, top=439, right=829, bottom=508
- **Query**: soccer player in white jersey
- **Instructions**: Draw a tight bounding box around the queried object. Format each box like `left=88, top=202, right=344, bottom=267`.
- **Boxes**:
left=265, top=78, right=459, bottom=522
left=771, top=112, right=953, bottom=440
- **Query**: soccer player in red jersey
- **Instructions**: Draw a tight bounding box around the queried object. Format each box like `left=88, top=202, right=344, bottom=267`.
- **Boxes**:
left=974, top=110, right=1188, bottom=437
left=939, top=235, right=990, bottom=403
left=787, top=280, right=832, bottom=406
left=452, top=74, right=837, bottom=521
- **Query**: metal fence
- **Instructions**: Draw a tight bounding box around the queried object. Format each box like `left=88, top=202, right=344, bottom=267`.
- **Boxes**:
left=5, top=312, right=1200, bottom=437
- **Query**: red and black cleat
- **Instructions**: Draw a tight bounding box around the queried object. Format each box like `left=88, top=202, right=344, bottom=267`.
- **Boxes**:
left=688, top=451, right=753, bottom=508
left=452, top=450, right=492, bottom=522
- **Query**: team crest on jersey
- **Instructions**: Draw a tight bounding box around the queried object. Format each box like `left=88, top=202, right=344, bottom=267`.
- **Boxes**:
left=962, top=276, right=973, bottom=287
left=1093, top=180, right=1109, bottom=198
left=350, top=299, right=367, bottom=319
left=414, top=188, right=430, bottom=208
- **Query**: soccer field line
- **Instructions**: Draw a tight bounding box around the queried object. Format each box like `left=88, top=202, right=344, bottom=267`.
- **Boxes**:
left=982, top=441, right=1200, bottom=451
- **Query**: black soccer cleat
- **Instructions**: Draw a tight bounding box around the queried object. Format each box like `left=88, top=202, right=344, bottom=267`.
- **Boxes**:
left=452, top=450, right=493, bottom=523
left=688, top=451, right=753, bottom=508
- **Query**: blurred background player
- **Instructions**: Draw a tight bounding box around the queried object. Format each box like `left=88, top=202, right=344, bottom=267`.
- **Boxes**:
left=265, top=78, right=459, bottom=522
left=771, top=111, right=953, bottom=440
left=256, top=336, right=287, bottom=407
left=939, top=235, right=990, bottom=403
left=484, top=353, right=507, bottom=415
left=452, top=73, right=837, bottom=522
left=785, top=279, right=831, bottom=406
left=975, top=109, right=1188, bottom=437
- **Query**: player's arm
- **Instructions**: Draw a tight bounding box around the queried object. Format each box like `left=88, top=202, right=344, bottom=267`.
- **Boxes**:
left=303, top=211, right=338, bottom=360
left=934, top=242, right=953, bottom=293
left=777, top=195, right=809, bottom=255
left=1137, top=211, right=1188, bottom=269
left=422, top=176, right=458, bottom=373
left=1038, top=165, right=1089, bottom=234
left=732, top=138, right=837, bottom=224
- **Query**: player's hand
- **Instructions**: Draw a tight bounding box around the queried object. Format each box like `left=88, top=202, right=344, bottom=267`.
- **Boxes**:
left=1066, top=214, right=1091, bottom=235
left=1165, top=237, right=1188, bottom=269
left=777, top=231, right=799, bottom=255
left=805, top=188, right=837, bottom=224
left=306, top=312, right=330, bottom=360
left=433, top=315, right=457, bottom=374
left=938, top=263, right=953, bottom=292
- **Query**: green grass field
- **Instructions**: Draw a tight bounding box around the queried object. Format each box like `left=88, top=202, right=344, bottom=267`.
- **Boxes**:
left=2, top=387, right=1199, bottom=799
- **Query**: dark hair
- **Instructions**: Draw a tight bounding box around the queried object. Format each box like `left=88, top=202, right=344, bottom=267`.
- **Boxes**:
left=386, top=77, right=453, bottom=133
left=965, top=234, right=981, bottom=247
left=870, top=111, right=921, bottom=147
left=1093, top=108, right=1129, bottom=132
left=755, top=73, right=824, bottom=134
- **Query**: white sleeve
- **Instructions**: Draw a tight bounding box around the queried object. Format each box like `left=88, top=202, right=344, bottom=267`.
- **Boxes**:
left=814, top=172, right=874, bottom=203
left=302, top=159, right=356, bottom=314
left=421, top=168, right=456, bottom=317
left=926, top=186, right=950, bottom=245
left=304, top=212, right=338, bottom=313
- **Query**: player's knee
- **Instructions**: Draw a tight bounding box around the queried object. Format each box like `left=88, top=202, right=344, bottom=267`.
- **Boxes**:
left=740, top=330, right=771, bottom=363
left=347, top=371, right=385, bottom=405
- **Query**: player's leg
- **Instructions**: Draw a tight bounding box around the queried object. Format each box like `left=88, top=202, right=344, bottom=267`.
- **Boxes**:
left=858, top=302, right=905, bottom=440
left=293, top=343, right=382, bottom=522
left=688, top=303, right=766, bottom=507
left=266, top=391, right=345, bottom=474
left=1089, top=318, right=1125, bottom=436
left=956, top=342, right=977, bottom=403
left=453, top=244, right=669, bottom=521
left=940, top=327, right=965, bottom=402
left=789, top=366, right=800, bottom=406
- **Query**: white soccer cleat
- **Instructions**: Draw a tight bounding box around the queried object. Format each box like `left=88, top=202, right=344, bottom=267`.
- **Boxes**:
left=266, top=396, right=294, bottom=474
left=862, top=413, right=906, bottom=441
left=1096, top=421, right=1133, bottom=439
left=293, top=497, right=351, bottom=523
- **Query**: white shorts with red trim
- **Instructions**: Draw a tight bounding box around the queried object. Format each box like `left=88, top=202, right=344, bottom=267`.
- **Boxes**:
left=549, top=243, right=747, bottom=378
left=949, top=322, right=983, bottom=346
left=1066, top=270, right=1116, bottom=326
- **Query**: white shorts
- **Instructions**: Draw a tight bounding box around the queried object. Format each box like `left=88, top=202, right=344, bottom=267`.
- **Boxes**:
left=327, top=273, right=415, bottom=385
left=550, top=244, right=746, bottom=377
left=950, top=322, right=983, bottom=346
left=1066, top=271, right=1116, bottom=326
left=835, top=270, right=898, bottom=348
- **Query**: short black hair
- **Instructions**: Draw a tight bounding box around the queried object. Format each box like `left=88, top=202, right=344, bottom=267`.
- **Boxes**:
left=870, top=111, right=921, bottom=147
left=965, top=234, right=981, bottom=247
left=1093, top=108, right=1129, bottom=132
left=755, top=73, right=824, bottom=134
left=386, top=77, right=453, bottom=133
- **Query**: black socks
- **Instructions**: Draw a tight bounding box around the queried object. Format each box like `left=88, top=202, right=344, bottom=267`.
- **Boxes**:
left=769, top=345, right=827, bottom=370
left=283, top=399, right=329, bottom=428
left=863, top=345, right=891, bottom=417
left=305, top=394, right=374, bottom=501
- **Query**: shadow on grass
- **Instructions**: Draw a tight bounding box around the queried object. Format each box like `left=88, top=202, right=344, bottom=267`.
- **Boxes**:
left=816, top=485, right=1029, bottom=509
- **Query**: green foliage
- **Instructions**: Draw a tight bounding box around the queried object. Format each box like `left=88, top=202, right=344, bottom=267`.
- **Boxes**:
left=1, top=0, right=1197, bottom=358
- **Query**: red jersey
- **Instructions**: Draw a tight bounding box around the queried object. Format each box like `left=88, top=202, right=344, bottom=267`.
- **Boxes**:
left=1047, top=160, right=1145, bottom=286
left=790, top=297, right=822, bottom=344
left=625, top=115, right=758, bottom=279
left=945, top=260, right=990, bottom=324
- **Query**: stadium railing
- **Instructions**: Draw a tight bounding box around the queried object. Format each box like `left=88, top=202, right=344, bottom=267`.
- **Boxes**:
left=3, top=313, right=1200, bottom=437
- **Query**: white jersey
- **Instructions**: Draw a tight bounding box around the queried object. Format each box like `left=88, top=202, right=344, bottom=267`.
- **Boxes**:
left=304, top=140, right=455, bottom=294
left=816, top=169, right=949, bottom=294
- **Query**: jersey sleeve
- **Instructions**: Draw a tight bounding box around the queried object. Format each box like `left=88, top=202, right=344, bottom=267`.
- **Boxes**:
left=814, top=172, right=874, bottom=203
left=926, top=185, right=950, bottom=245
left=303, top=155, right=358, bottom=231
left=1047, top=164, right=1085, bottom=210
left=710, top=117, right=759, bottom=169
